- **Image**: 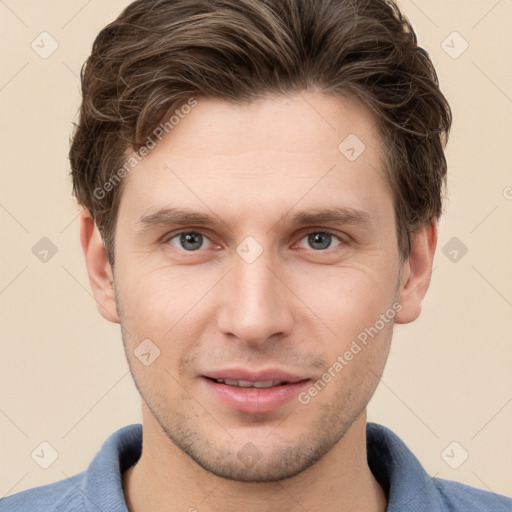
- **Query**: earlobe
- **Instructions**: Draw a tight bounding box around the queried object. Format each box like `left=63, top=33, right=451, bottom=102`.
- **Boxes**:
left=79, top=208, right=120, bottom=324
left=395, top=219, right=438, bottom=324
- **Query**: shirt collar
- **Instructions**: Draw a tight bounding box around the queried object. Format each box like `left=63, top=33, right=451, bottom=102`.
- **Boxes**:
left=82, top=423, right=142, bottom=512
left=367, top=422, right=445, bottom=511
left=79, top=422, right=445, bottom=511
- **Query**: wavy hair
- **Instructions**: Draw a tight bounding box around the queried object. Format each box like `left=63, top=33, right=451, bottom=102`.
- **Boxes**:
left=70, top=0, right=452, bottom=265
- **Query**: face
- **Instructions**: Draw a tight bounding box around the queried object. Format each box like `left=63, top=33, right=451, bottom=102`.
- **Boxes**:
left=102, top=93, right=408, bottom=482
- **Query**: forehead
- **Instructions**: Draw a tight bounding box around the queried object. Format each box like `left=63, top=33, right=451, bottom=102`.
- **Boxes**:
left=118, top=93, right=390, bottom=227
left=147, top=92, right=384, bottom=162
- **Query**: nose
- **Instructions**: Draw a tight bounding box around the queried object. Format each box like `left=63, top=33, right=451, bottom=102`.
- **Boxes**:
left=216, top=250, right=295, bottom=347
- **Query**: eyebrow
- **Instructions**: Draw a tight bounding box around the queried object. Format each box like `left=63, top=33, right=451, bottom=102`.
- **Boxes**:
left=135, top=205, right=372, bottom=232
left=136, top=207, right=219, bottom=230
left=278, top=207, right=372, bottom=229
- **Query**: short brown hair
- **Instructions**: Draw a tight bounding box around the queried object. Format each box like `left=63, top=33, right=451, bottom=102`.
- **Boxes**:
left=70, top=0, right=452, bottom=265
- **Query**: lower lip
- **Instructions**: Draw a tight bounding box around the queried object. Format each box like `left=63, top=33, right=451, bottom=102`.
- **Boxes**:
left=201, top=377, right=310, bottom=413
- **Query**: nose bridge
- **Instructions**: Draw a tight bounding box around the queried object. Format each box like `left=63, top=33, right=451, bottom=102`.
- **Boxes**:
left=216, top=246, right=293, bottom=344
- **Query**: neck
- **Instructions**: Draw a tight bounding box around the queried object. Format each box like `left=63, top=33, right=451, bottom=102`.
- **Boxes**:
left=123, top=407, right=387, bottom=512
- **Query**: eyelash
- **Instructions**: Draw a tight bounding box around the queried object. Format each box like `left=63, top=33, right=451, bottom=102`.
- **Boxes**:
left=162, top=229, right=346, bottom=252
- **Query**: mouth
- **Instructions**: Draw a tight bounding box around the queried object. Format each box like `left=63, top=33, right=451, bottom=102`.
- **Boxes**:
left=200, top=371, right=311, bottom=413
left=205, top=377, right=291, bottom=388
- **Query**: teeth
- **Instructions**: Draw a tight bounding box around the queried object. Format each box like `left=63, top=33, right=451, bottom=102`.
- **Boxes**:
left=215, top=379, right=285, bottom=388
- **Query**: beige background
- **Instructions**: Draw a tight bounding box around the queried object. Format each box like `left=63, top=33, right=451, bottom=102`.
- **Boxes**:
left=1, top=0, right=511, bottom=499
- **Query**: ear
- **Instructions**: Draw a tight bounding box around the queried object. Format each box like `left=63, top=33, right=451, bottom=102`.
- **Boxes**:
left=395, top=219, right=437, bottom=324
left=79, top=208, right=120, bottom=323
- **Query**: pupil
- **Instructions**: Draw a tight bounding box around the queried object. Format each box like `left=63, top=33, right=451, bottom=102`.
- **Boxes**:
left=309, top=232, right=331, bottom=250
left=181, top=232, right=202, bottom=250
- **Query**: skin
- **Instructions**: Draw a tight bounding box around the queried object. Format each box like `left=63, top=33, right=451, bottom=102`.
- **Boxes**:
left=80, top=92, right=437, bottom=512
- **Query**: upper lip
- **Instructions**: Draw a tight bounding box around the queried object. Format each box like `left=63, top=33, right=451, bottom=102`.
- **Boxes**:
left=203, top=368, right=309, bottom=384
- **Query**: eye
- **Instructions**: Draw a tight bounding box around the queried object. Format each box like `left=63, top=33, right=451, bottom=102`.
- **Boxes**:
left=297, top=231, right=343, bottom=251
left=167, top=231, right=213, bottom=251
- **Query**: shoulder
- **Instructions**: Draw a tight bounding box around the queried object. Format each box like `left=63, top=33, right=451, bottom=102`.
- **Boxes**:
left=433, top=477, right=512, bottom=511
left=0, top=473, right=85, bottom=512
left=0, top=424, right=141, bottom=512
left=366, top=422, right=512, bottom=511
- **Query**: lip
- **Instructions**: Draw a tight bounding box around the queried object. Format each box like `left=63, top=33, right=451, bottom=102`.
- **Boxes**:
left=200, top=369, right=310, bottom=413
left=202, top=368, right=307, bottom=384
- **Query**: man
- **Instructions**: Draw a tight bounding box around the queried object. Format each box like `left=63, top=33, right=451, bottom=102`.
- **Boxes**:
left=2, top=0, right=511, bottom=510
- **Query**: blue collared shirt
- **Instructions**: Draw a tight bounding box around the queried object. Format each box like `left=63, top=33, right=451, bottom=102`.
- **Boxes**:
left=1, top=423, right=511, bottom=511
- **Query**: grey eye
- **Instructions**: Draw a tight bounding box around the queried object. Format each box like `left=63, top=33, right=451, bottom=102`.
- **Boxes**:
left=169, top=232, right=210, bottom=251
left=297, top=232, right=342, bottom=251
left=308, top=232, right=332, bottom=250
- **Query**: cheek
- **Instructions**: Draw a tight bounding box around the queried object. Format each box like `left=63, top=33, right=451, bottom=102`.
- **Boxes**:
left=294, top=265, right=398, bottom=342
left=115, top=267, right=216, bottom=374
left=117, top=263, right=210, bottom=325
